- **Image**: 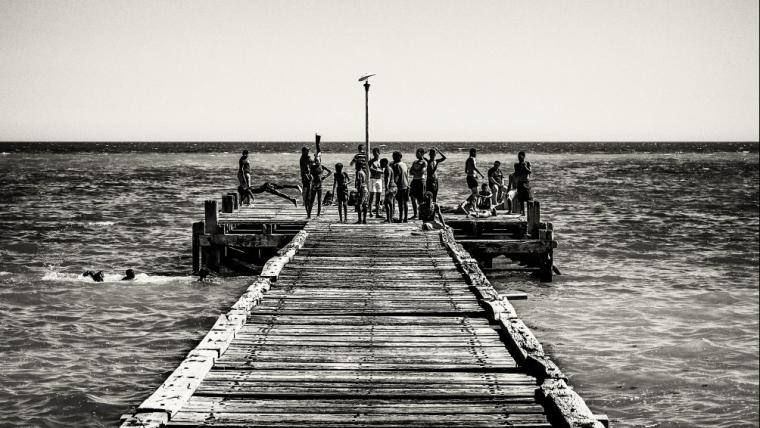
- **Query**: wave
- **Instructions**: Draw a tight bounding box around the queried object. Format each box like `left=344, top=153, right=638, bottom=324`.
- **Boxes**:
left=40, top=270, right=196, bottom=284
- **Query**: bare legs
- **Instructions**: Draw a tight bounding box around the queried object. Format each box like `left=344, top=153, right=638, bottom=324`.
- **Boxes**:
left=384, top=195, right=395, bottom=223
left=369, top=192, right=381, bottom=217
left=337, top=201, right=348, bottom=223
left=308, top=187, right=323, bottom=217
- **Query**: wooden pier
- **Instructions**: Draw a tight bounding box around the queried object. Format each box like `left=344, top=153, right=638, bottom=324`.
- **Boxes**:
left=193, top=193, right=557, bottom=282
left=121, top=196, right=605, bottom=428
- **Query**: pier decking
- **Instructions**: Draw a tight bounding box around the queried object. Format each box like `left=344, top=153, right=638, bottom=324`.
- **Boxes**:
left=121, top=197, right=604, bottom=428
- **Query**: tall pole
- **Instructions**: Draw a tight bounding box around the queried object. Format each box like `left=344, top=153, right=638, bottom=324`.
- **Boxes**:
left=364, top=80, right=370, bottom=179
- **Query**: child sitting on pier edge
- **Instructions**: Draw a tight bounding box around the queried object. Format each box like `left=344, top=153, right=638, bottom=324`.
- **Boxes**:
left=477, top=183, right=497, bottom=216
left=332, top=163, right=351, bottom=223
left=381, top=158, right=396, bottom=223
left=409, top=148, right=428, bottom=220
left=487, top=160, right=506, bottom=207
left=355, top=167, right=369, bottom=224
left=419, top=191, right=446, bottom=230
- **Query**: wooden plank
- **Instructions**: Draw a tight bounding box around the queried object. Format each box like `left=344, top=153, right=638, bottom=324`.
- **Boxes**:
left=119, top=412, right=169, bottom=428
left=137, top=350, right=216, bottom=417
left=537, top=379, right=605, bottom=428
left=168, top=413, right=551, bottom=428
left=259, top=255, right=289, bottom=279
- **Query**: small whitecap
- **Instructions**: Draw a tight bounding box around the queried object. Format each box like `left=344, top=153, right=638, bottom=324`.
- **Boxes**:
left=86, top=221, right=115, bottom=227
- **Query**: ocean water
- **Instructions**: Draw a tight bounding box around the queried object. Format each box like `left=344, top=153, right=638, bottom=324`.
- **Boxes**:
left=0, top=142, right=757, bottom=427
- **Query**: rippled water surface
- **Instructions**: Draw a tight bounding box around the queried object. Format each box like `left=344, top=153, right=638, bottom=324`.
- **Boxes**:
left=0, top=142, right=758, bottom=427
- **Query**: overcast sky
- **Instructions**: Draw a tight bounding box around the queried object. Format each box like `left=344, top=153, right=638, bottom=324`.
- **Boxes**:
left=1, top=0, right=758, bottom=142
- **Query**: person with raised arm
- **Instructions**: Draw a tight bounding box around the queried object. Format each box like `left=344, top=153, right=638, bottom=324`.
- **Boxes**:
left=307, top=152, right=332, bottom=218
left=425, top=147, right=446, bottom=202
left=409, top=148, right=428, bottom=220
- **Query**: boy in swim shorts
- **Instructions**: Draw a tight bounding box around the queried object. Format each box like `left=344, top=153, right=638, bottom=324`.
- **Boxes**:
left=332, top=162, right=351, bottom=223
left=409, top=148, right=428, bottom=220
left=368, top=147, right=383, bottom=218
left=381, top=158, right=396, bottom=223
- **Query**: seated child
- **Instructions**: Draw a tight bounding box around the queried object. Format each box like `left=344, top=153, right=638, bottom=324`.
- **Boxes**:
left=470, top=183, right=496, bottom=217
left=418, top=191, right=446, bottom=230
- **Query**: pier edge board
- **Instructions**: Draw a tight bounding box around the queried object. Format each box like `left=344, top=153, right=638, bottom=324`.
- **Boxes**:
left=119, top=269, right=282, bottom=426
left=439, top=226, right=604, bottom=428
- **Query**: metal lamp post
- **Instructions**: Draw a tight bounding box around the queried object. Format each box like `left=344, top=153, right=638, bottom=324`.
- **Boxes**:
left=359, top=74, right=375, bottom=180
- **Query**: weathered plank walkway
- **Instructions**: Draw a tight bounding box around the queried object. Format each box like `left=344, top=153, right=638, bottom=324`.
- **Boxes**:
left=121, top=209, right=604, bottom=427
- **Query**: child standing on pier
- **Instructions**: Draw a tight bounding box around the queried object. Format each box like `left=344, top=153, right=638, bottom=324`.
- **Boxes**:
left=514, top=151, right=532, bottom=215
left=238, top=150, right=251, bottom=188
left=332, top=163, right=351, bottom=223
left=391, top=151, right=410, bottom=223
left=350, top=144, right=368, bottom=181
left=425, top=147, right=446, bottom=203
left=458, top=148, right=484, bottom=215
left=409, top=148, right=428, bottom=220
left=368, top=148, right=383, bottom=218
left=307, top=156, right=331, bottom=218
left=381, top=158, right=396, bottom=223
left=355, top=167, right=369, bottom=224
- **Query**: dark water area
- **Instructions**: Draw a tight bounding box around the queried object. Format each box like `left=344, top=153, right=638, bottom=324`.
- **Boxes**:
left=1, top=140, right=758, bottom=155
left=0, top=142, right=758, bottom=427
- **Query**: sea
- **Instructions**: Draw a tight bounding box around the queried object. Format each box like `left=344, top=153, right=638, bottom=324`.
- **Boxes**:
left=0, top=141, right=757, bottom=427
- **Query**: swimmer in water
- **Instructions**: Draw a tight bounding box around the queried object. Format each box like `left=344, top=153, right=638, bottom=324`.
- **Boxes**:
left=82, top=270, right=104, bottom=282
left=198, top=268, right=211, bottom=282
left=121, top=269, right=135, bottom=280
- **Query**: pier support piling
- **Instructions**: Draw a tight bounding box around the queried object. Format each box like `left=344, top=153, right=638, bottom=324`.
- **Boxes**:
left=192, top=221, right=204, bottom=273
left=222, top=194, right=235, bottom=213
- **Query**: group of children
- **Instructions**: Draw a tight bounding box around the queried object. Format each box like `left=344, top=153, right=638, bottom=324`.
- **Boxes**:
left=459, top=148, right=533, bottom=217
left=308, top=144, right=449, bottom=227
left=237, top=140, right=533, bottom=227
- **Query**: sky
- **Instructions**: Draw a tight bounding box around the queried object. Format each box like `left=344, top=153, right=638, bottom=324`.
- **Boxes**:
left=0, top=0, right=758, bottom=142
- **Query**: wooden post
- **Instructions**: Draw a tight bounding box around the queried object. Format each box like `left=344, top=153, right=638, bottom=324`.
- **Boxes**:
left=204, top=200, right=218, bottom=235
left=222, top=194, right=234, bottom=213
left=364, top=80, right=371, bottom=181
left=539, top=228, right=553, bottom=282
left=526, top=201, right=534, bottom=236
left=229, top=192, right=239, bottom=210
left=533, top=201, right=541, bottom=237
left=192, top=221, right=204, bottom=273
left=204, top=200, right=221, bottom=270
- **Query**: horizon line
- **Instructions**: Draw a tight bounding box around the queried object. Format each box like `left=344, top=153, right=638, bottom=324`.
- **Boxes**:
left=1, top=140, right=758, bottom=144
